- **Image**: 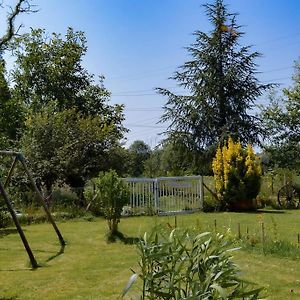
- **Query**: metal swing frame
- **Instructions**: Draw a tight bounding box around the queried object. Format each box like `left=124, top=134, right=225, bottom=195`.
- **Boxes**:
left=0, top=151, right=65, bottom=269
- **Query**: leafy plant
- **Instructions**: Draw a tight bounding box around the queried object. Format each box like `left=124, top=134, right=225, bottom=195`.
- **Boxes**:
left=212, top=138, right=262, bottom=210
left=123, top=227, right=264, bottom=299
left=84, top=170, right=129, bottom=236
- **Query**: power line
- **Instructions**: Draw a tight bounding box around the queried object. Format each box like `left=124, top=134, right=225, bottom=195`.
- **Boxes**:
left=111, top=66, right=294, bottom=96
left=124, top=107, right=162, bottom=111
left=124, top=124, right=166, bottom=128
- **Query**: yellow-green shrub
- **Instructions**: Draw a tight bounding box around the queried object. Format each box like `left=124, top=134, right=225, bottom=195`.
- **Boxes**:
left=212, top=138, right=262, bottom=210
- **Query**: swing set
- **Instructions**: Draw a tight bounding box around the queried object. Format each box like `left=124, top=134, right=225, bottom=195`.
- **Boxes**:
left=0, top=151, right=65, bottom=269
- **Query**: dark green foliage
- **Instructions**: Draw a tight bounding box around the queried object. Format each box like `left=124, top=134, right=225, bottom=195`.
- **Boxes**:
left=157, top=0, right=272, bottom=169
left=0, top=59, right=24, bottom=149
left=84, top=170, right=130, bottom=235
left=0, top=210, right=10, bottom=228
left=123, top=227, right=264, bottom=299
left=128, top=140, right=151, bottom=177
left=21, top=105, right=125, bottom=195
left=144, top=142, right=213, bottom=177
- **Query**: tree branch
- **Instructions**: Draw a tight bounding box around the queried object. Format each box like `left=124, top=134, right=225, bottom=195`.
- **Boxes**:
left=0, top=0, right=37, bottom=51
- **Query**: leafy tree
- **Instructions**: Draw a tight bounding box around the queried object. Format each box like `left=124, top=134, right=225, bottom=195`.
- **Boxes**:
left=157, top=0, right=272, bottom=168
left=0, top=0, right=36, bottom=148
left=143, top=147, right=163, bottom=177
left=128, top=140, right=151, bottom=177
left=144, top=142, right=212, bottom=177
left=0, top=59, right=24, bottom=148
left=21, top=105, right=126, bottom=197
left=12, top=27, right=123, bottom=122
left=260, top=61, right=300, bottom=170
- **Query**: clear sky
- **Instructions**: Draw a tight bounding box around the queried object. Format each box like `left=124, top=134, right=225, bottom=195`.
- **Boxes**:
left=1, top=0, right=300, bottom=147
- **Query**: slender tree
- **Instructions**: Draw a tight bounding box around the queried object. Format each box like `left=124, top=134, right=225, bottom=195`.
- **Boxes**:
left=157, top=0, right=272, bottom=158
left=260, top=61, right=300, bottom=169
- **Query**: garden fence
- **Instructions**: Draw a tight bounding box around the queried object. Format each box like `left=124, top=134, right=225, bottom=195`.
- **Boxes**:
left=123, top=175, right=204, bottom=216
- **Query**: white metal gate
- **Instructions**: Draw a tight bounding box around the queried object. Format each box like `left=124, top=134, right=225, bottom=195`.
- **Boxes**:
left=123, top=176, right=203, bottom=215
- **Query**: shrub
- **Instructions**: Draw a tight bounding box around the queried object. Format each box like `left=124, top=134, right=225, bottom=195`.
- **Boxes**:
left=84, top=170, right=129, bottom=235
left=212, top=138, right=262, bottom=211
left=0, top=209, right=11, bottom=228
left=123, top=227, right=264, bottom=299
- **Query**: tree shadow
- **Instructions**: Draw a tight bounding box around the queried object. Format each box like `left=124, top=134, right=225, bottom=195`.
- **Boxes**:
left=46, top=244, right=65, bottom=262
left=252, top=209, right=286, bottom=214
left=0, top=228, right=19, bottom=238
left=107, top=231, right=140, bottom=245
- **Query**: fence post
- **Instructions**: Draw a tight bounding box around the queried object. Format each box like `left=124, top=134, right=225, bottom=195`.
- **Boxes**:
left=199, top=176, right=204, bottom=210
left=154, top=179, right=159, bottom=213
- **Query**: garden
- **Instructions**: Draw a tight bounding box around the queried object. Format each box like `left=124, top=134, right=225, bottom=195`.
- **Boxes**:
left=1, top=140, right=300, bottom=299
left=1, top=0, right=300, bottom=299
left=1, top=211, right=300, bottom=299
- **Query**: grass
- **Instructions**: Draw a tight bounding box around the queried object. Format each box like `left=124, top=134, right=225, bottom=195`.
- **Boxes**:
left=1, top=210, right=300, bottom=299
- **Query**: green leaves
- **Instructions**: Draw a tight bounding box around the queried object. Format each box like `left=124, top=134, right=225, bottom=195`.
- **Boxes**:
left=84, top=170, right=130, bottom=233
left=21, top=106, right=124, bottom=194
left=260, top=61, right=300, bottom=170
left=123, top=227, right=264, bottom=299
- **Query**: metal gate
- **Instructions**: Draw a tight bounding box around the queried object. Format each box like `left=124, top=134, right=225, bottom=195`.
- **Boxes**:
left=123, top=175, right=203, bottom=216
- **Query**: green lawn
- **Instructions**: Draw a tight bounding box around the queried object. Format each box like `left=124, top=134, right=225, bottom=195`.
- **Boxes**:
left=1, top=210, right=300, bottom=299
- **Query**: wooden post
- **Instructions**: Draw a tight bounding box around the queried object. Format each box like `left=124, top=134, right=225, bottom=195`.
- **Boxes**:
left=199, top=176, right=204, bottom=210
left=0, top=181, right=38, bottom=269
left=261, top=222, right=265, bottom=246
left=214, top=219, right=217, bottom=233
left=246, top=227, right=249, bottom=240
left=4, top=156, right=18, bottom=188
left=237, top=223, right=241, bottom=239
left=17, top=154, right=65, bottom=246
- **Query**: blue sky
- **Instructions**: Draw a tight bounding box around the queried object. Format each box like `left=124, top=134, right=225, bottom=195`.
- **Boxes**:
left=1, top=0, right=300, bottom=147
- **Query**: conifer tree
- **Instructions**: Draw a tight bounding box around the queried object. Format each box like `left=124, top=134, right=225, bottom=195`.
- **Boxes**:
left=158, top=0, right=272, bottom=157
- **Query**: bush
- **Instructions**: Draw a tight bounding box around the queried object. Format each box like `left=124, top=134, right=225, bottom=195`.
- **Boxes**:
left=0, top=210, right=11, bottom=228
left=84, top=170, right=129, bottom=235
left=212, top=138, right=262, bottom=211
left=123, top=227, right=264, bottom=299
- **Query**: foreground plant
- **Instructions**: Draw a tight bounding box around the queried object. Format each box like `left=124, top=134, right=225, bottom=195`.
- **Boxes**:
left=123, top=227, right=264, bottom=299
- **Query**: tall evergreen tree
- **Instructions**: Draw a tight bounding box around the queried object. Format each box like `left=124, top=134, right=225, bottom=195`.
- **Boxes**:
left=158, top=0, right=272, bottom=157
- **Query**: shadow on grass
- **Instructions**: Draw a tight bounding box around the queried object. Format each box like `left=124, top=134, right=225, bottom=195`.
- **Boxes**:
left=46, top=245, right=65, bottom=262
left=230, top=209, right=287, bottom=214
left=254, top=209, right=286, bottom=214
left=0, top=228, right=19, bottom=238
left=107, top=231, right=140, bottom=245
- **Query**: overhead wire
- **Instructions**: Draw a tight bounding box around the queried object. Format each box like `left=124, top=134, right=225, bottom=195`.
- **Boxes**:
left=117, top=32, right=300, bottom=142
